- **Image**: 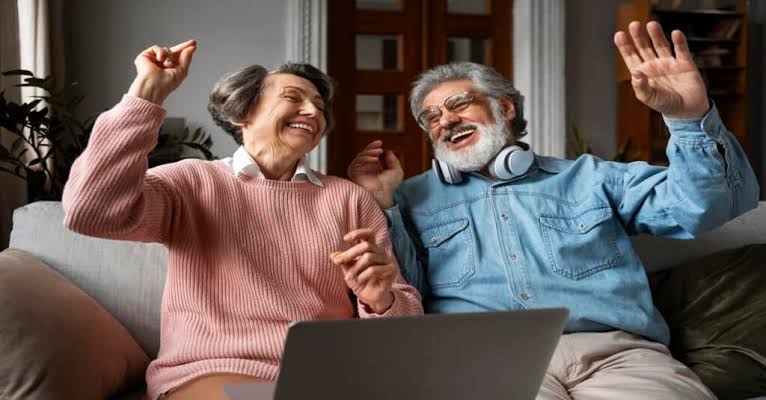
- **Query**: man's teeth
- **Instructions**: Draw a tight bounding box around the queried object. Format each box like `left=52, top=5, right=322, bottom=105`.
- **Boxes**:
left=288, top=123, right=314, bottom=133
left=449, top=128, right=475, bottom=143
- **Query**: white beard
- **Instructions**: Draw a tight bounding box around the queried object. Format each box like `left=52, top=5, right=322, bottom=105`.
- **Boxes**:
left=433, top=119, right=509, bottom=172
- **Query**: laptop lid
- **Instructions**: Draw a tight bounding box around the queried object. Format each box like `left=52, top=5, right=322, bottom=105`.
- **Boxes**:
left=259, top=308, right=568, bottom=400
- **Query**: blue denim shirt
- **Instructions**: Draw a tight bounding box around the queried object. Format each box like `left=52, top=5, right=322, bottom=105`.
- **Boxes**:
left=385, top=104, right=759, bottom=345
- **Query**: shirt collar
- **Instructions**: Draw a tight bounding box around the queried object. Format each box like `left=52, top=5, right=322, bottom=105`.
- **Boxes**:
left=231, top=146, right=323, bottom=187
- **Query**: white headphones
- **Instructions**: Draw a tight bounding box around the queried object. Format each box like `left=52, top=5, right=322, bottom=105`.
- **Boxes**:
left=431, top=144, right=535, bottom=185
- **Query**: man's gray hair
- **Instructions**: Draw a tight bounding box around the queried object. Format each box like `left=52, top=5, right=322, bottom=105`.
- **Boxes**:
left=409, top=62, right=527, bottom=138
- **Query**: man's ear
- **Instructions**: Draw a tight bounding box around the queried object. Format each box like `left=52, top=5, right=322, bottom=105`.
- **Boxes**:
left=499, top=97, right=516, bottom=121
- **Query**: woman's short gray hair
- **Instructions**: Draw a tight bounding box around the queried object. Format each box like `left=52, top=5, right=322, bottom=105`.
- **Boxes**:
left=409, top=62, right=527, bottom=138
left=207, top=63, right=335, bottom=144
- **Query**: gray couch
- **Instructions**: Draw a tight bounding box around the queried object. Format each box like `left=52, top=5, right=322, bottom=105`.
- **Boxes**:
left=5, top=201, right=766, bottom=399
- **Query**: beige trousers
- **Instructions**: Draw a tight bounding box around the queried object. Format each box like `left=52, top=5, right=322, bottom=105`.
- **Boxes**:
left=537, top=330, right=717, bottom=400
left=159, top=373, right=265, bottom=400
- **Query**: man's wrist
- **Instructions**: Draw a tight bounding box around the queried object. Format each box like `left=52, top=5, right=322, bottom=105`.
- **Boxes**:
left=128, top=77, right=168, bottom=105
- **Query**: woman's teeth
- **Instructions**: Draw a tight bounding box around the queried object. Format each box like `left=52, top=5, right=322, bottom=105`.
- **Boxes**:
left=288, top=123, right=314, bottom=133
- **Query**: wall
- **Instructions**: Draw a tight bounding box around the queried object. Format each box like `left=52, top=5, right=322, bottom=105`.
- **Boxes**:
left=65, top=0, right=289, bottom=158
left=565, top=0, right=625, bottom=160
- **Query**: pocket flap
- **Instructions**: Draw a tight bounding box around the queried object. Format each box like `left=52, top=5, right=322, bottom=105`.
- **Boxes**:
left=540, top=207, right=613, bottom=234
left=419, top=219, right=469, bottom=248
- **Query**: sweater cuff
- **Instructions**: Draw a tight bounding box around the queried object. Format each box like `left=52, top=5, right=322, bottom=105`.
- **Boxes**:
left=120, top=94, right=168, bottom=119
left=358, top=291, right=399, bottom=318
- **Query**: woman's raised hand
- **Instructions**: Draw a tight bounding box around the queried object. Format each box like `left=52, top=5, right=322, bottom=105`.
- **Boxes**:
left=330, top=228, right=397, bottom=314
left=128, top=39, right=197, bottom=105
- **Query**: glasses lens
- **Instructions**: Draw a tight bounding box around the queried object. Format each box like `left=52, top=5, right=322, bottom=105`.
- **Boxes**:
left=418, top=108, right=441, bottom=129
left=445, top=92, right=474, bottom=112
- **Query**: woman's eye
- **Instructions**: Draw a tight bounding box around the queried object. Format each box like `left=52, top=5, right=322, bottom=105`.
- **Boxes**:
left=285, top=95, right=300, bottom=102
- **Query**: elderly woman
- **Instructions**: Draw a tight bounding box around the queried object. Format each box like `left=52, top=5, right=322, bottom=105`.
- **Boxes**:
left=62, top=40, right=422, bottom=400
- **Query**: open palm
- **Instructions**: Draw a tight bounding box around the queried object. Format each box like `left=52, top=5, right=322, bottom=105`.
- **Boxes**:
left=615, top=21, right=709, bottom=119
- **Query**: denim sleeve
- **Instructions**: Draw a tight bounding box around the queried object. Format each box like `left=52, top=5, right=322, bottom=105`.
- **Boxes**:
left=384, top=203, right=428, bottom=295
left=616, top=103, right=759, bottom=238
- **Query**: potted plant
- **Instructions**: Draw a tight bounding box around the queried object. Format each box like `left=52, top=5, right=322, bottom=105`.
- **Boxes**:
left=0, top=70, right=216, bottom=202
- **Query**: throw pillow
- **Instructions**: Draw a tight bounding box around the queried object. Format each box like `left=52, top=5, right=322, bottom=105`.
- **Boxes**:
left=0, top=248, right=149, bottom=400
left=650, top=243, right=766, bottom=400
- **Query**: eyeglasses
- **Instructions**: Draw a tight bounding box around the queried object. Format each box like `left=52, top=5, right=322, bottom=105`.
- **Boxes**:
left=416, top=91, right=482, bottom=131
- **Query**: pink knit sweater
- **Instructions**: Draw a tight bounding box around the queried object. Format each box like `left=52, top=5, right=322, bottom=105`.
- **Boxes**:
left=61, top=95, right=423, bottom=399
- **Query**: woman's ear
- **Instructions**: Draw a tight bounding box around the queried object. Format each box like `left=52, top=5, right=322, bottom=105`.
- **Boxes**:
left=500, top=97, right=516, bottom=121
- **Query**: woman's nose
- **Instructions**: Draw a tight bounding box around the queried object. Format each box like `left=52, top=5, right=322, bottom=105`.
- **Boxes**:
left=300, top=100, right=320, bottom=117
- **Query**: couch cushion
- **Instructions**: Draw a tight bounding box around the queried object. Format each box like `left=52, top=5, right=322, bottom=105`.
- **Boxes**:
left=0, top=248, right=149, bottom=400
left=650, top=244, right=766, bottom=400
left=9, top=201, right=167, bottom=357
left=632, top=202, right=766, bottom=272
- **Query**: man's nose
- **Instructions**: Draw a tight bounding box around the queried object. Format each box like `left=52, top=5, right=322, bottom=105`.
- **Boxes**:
left=438, top=110, right=460, bottom=129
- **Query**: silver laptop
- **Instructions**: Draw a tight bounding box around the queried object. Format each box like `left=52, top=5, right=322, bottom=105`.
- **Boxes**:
left=224, top=308, right=568, bottom=400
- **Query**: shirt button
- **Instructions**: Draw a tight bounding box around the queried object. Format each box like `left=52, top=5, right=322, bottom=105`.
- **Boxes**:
left=508, top=254, right=517, bottom=261
left=520, top=293, right=530, bottom=301
left=431, top=236, right=439, bottom=244
left=501, top=213, right=508, bottom=220
left=578, top=223, right=585, bottom=231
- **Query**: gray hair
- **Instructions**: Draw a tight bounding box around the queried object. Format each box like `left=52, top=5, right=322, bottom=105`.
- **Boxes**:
left=409, top=62, right=527, bottom=138
left=208, top=63, right=335, bottom=144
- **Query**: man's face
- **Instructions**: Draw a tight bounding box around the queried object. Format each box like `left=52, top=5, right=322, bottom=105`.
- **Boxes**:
left=421, top=80, right=514, bottom=172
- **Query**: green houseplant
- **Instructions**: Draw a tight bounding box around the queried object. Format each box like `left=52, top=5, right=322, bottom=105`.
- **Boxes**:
left=0, top=70, right=216, bottom=202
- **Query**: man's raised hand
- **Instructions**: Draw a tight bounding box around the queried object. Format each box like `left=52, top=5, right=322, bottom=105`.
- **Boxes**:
left=615, top=21, right=709, bottom=119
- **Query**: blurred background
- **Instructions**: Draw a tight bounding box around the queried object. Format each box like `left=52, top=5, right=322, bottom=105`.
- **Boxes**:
left=1, top=0, right=764, bottom=249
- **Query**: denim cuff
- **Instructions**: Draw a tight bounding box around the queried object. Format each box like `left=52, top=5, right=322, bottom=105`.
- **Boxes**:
left=662, top=101, right=723, bottom=141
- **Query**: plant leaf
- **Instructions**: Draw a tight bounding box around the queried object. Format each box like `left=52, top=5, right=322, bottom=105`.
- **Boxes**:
left=2, top=69, right=34, bottom=77
left=10, top=137, right=24, bottom=154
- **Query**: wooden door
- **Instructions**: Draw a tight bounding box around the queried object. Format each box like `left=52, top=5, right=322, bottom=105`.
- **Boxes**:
left=327, top=0, right=513, bottom=178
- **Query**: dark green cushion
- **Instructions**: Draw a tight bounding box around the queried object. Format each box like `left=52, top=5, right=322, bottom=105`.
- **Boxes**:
left=650, top=244, right=766, bottom=400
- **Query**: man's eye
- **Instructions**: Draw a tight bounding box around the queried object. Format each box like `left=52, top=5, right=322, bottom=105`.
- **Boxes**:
left=449, top=99, right=471, bottom=111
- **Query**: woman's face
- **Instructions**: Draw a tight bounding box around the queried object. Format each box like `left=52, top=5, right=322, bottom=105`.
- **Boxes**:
left=240, top=73, right=327, bottom=159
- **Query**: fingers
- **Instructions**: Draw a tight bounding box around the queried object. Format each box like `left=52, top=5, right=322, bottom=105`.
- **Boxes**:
left=630, top=70, right=652, bottom=104
left=355, top=264, right=396, bottom=289
left=343, top=251, right=390, bottom=282
left=646, top=21, right=673, bottom=58
left=170, top=39, right=196, bottom=53
left=363, top=140, right=383, bottom=151
left=628, top=21, right=658, bottom=62
left=671, top=30, right=694, bottom=63
left=177, top=45, right=197, bottom=72
left=343, top=228, right=375, bottom=245
left=614, top=31, right=643, bottom=71
left=141, top=40, right=197, bottom=69
left=382, top=150, right=402, bottom=170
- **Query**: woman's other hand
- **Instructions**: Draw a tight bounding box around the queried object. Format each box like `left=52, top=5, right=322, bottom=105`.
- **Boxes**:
left=330, top=228, right=397, bottom=314
left=128, top=39, right=197, bottom=105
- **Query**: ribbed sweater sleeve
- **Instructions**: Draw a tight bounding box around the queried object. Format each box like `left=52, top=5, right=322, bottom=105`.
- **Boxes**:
left=62, top=95, right=179, bottom=244
left=354, top=192, right=423, bottom=318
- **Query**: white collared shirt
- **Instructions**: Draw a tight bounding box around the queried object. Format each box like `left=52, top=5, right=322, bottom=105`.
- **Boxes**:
left=221, top=146, right=323, bottom=187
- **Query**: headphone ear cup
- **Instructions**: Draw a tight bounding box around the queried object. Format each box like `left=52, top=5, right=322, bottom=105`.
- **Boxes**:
left=432, top=159, right=463, bottom=185
left=489, top=145, right=534, bottom=180
left=507, top=146, right=534, bottom=176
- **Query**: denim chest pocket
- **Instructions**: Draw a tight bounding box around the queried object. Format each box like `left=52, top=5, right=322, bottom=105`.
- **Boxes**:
left=539, top=206, right=623, bottom=279
left=418, top=219, right=475, bottom=289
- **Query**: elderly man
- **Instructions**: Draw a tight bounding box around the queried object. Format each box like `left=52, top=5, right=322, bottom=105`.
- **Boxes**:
left=348, top=21, right=758, bottom=399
